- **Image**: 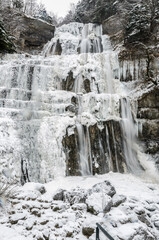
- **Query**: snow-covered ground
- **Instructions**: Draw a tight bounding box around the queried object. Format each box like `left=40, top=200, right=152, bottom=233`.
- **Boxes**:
left=0, top=173, right=159, bottom=240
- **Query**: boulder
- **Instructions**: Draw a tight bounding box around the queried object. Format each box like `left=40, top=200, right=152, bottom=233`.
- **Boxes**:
left=64, top=187, right=87, bottom=205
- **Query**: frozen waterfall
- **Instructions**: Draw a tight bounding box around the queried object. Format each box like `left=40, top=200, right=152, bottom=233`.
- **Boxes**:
left=0, top=22, right=144, bottom=182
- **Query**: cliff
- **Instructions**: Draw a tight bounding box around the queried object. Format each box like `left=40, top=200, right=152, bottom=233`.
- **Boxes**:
left=74, top=0, right=159, bottom=47
left=72, top=0, right=159, bottom=166
left=0, top=8, right=55, bottom=54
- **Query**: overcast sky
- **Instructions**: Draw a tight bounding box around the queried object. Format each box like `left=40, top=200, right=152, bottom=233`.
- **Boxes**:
left=37, top=0, right=80, bottom=17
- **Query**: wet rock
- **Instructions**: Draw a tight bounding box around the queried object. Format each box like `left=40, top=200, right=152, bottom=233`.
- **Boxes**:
left=63, top=120, right=125, bottom=177
left=62, top=127, right=80, bottom=176
left=83, top=79, right=91, bottom=93
left=62, top=71, right=75, bottom=91
left=82, top=226, right=94, bottom=238
left=53, top=39, right=62, bottom=55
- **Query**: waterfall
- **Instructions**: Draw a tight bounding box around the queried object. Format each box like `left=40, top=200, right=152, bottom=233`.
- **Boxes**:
left=0, top=22, right=146, bottom=182
left=120, top=98, right=143, bottom=174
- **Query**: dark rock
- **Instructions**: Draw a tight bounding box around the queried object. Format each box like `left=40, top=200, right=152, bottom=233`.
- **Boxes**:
left=138, top=88, right=159, bottom=109
left=63, top=120, right=125, bottom=176
left=53, top=189, right=66, bottom=201
left=53, top=39, right=62, bottom=55
left=82, top=227, right=94, bottom=238
left=66, top=231, right=73, bottom=237
left=145, top=140, right=159, bottom=154
left=0, top=20, right=15, bottom=53
left=65, top=104, right=77, bottom=114
left=40, top=219, right=49, bottom=225
left=83, top=79, right=91, bottom=93
left=31, top=208, right=41, bottom=217
left=102, top=14, right=123, bottom=36
left=9, top=213, right=26, bottom=224
left=89, top=120, right=125, bottom=174
left=139, top=120, right=159, bottom=140
left=0, top=8, right=55, bottom=53
left=62, top=127, right=80, bottom=176
left=62, top=71, right=75, bottom=91
left=74, top=0, right=117, bottom=24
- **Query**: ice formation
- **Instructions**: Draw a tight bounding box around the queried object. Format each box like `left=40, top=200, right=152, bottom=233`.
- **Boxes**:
left=0, top=22, right=152, bottom=183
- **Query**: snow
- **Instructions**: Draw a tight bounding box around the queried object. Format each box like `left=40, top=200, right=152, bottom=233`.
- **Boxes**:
left=0, top=173, right=159, bottom=240
left=0, top=225, right=32, bottom=240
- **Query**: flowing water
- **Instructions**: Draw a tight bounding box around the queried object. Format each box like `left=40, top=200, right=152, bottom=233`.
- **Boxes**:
left=0, top=22, right=145, bottom=182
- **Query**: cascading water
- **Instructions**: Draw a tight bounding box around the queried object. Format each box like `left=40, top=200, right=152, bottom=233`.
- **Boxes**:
left=120, top=98, right=143, bottom=174
left=0, top=22, right=146, bottom=182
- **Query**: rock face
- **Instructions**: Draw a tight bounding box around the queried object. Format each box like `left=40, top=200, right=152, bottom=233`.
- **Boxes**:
left=0, top=22, right=147, bottom=183
left=63, top=120, right=125, bottom=176
left=0, top=20, right=15, bottom=53
left=0, top=8, right=55, bottom=53
left=74, top=0, right=117, bottom=24
left=73, top=0, right=159, bottom=47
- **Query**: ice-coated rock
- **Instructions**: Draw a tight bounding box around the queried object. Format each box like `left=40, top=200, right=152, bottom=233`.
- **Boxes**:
left=112, top=194, right=126, bottom=207
left=86, top=192, right=112, bottom=215
left=89, top=181, right=116, bottom=197
left=63, top=187, right=87, bottom=205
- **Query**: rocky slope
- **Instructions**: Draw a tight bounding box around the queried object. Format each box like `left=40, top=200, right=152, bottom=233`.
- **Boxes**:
left=1, top=174, right=159, bottom=240
left=0, top=8, right=55, bottom=54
